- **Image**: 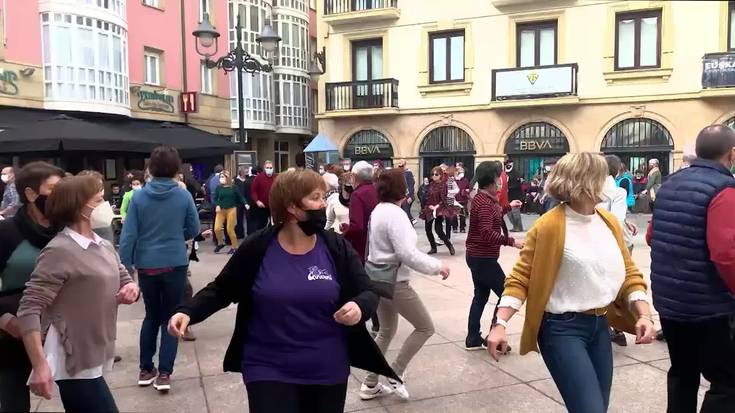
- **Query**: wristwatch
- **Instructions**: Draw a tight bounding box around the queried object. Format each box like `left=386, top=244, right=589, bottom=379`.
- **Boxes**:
left=493, top=318, right=509, bottom=329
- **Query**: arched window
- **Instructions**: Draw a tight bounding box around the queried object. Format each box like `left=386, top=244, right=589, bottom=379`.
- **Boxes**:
left=601, top=118, right=673, bottom=152
left=343, top=129, right=394, bottom=160
left=504, top=122, right=569, bottom=154
left=419, top=126, right=475, bottom=154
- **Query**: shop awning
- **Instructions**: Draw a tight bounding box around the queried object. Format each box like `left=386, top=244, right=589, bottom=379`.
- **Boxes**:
left=0, top=108, right=236, bottom=157
left=304, top=133, right=338, bottom=153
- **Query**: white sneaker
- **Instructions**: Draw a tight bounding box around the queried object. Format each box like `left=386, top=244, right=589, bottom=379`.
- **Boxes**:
left=387, top=377, right=410, bottom=400
left=359, top=382, right=393, bottom=400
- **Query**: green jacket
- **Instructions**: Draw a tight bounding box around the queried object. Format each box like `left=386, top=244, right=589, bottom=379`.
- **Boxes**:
left=120, top=189, right=136, bottom=219
left=214, top=185, right=246, bottom=209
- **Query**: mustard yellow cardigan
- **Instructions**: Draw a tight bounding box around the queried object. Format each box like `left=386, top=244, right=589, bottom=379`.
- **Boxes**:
left=503, top=204, right=648, bottom=355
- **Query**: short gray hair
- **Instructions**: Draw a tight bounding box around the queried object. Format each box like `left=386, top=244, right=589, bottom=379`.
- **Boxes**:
left=352, top=161, right=373, bottom=182
left=649, top=158, right=659, bottom=166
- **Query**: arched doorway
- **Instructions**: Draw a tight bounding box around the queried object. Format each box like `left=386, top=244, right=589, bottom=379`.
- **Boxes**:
left=601, top=118, right=674, bottom=176
left=342, top=129, right=394, bottom=166
left=419, top=126, right=476, bottom=180
left=504, top=122, right=570, bottom=180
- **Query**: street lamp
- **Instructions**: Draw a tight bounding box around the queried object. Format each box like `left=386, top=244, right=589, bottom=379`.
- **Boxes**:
left=193, top=12, right=281, bottom=147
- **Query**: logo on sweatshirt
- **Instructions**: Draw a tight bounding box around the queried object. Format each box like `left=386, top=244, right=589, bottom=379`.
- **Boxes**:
left=307, top=266, right=333, bottom=281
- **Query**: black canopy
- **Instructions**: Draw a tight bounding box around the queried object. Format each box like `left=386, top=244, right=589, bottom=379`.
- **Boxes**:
left=0, top=108, right=235, bottom=157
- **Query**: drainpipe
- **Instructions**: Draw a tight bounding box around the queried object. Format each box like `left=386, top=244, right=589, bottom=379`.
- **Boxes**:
left=180, top=0, right=189, bottom=125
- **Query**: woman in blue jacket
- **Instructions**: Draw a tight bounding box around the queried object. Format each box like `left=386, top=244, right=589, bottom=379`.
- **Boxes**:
left=119, top=146, right=200, bottom=393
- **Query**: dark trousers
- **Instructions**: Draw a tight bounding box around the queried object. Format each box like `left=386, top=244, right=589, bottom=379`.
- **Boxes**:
left=451, top=214, right=467, bottom=231
left=246, top=381, right=347, bottom=413
left=661, top=315, right=735, bottom=413
left=465, top=256, right=505, bottom=343
left=252, top=207, right=271, bottom=232
left=0, top=342, right=31, bottom=413
left=246, top=209, right=258, bottom=236
left=425, top=217, right=450, bottom=247
left=402, top=199, right=414, bottom=221
left=139, top=266, right=188, bottom=375
left=235, top=205, right=246, bottom=239
left=538, top=313, right=613, bottom=413
left=57, top=377, right=118, bottom=413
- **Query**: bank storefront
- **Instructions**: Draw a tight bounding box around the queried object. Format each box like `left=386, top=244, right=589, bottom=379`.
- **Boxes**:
left=504, top=122, right=570, bottom=180
left=342, top=129, right=395, bottom=166
left=418, top=126, right=476, bottom=180
left=600, top=118, right=674, bottom=176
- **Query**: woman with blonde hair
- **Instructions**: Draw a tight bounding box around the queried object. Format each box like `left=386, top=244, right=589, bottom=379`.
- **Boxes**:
left=214, top=170, right=246, bottom=254
left=487, top=152, right=656, bottom=413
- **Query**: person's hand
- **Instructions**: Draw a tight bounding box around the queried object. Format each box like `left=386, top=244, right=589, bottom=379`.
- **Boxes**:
left=513, top=239, right=524, bottom=249
left=168, top=313, right=191, bottom=338
left=334, top=301, right=362, bottom=326
left=29, top=361, right=54, bottom=400
left=2, top=316, right=21, bottom=339
left=439, top=264, right=450, bottom=280
left=116, top=283, right=140, bottom=304
left=626, top=221, right=638, bottom=236
left=215, top=206, right=221, bottom=213
left=635, top=317, right=656, bottom=344
left=256, top=200, right=265, bottom=208
left=510, top=200, right=522, bottom=209
left=487, top=325, right=508, bottom=362
left=201, top=229, right=213, bottom=238
left=339, top=223, right=349, bottom=233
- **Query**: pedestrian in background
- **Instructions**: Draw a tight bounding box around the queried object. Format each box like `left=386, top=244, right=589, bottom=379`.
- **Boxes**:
left=0, top=167, right=18, bottom=218
left=454, top=166, right=470, bottom=233
left=504, top=157, right=524, bottom=232
left=0, top=161, right=64, bottom=412
left=417, top=176, right=430, bottom=211
left=234, top=166, right=251, bottom=240
left=120, top=170, right=144, bottom=223
left=205, top=164, right=224, bottom=205
left=464, top=161, right=523, bottom=352
left=641, top=159, right=662, bottom=208
left=213, top=170, right=246, bottom=255
left=615, top=162, right=635, bottom=209
left=251, top=161, right=277, bottom=232
left=444, top=166, right=460, bottom=237
left=359, top=169, right=450, bottom=402
left=421, top=166, right=454, bottom=256
left=395, top=159, right=416, bottom=225
left=325, top=172, right=352, bottom=234
left=488, top=152, right=655, bottom=413
left=17, top=174, right=139, bottom=412
left=168, top=168, right=398, bottom=413
left=119, top=146, right=200, bottom=393
left=649, top=125, right=735, bottom=412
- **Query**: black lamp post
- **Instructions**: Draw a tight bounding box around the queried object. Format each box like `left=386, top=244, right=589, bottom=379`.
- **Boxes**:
left=193, top=12, right=281, bottom=147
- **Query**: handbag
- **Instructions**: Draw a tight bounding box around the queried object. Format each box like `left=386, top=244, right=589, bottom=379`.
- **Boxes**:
left=363, top=219, right=400, bottom=299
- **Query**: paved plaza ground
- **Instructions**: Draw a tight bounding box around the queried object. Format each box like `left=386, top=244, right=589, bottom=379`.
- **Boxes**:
left=33, top=214, right=707, bottom=412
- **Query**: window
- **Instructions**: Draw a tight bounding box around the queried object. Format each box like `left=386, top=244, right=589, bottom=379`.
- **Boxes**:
left=429, top=30, right=464, bottom=83
left=200, top=62, right=213, bottom=94
left=729, top=1, right=735, bottom=50
left=516, top=21, right=557, bottom=68
left=144, top=52, right=160, bottom=85
left=143, top=0, right=158, bottom=7
left=274, top=141, right=289, bottom=172
left=615, top=10, right=661, bottom=70
left=275, top=14, right=309, bottom=70
left=275, top=74, right=309, bottom=129
left=199, top=0, right=210, bottom=22
left=41, top=11, right=128, bottom=106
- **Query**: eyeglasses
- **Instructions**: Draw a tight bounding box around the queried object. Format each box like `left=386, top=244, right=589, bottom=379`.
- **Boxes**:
left=432, top=173, right=440, bottom=176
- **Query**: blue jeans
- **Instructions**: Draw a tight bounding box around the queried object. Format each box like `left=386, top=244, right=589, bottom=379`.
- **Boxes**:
left=138, top=266, right=188, bottom=375
left=57, top=377, right=118, bottom=413
left=465, top=256, right=505, bottom=344
left=538, top=313, right=613, bottom=413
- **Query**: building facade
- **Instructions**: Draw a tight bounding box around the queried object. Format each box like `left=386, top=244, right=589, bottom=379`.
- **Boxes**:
left=315, top=0, right=735, bottom=180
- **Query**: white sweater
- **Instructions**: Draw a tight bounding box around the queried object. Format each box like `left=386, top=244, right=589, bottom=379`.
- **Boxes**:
left=325, top=193, right=349, bottom=234
left=367, top=202, right=441, bottom=281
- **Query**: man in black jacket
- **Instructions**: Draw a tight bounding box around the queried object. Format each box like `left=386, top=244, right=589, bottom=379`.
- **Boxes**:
left=0, top=162, right=64, bottom=412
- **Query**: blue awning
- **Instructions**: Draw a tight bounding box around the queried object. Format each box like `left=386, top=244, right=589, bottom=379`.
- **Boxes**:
left=304, top=133, right=338, bottom=153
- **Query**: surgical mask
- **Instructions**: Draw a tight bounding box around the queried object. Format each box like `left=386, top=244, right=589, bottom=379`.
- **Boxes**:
left=34, top=194, right=48, bottom=215
left=0, top=174, right=8, bottom=183
left=132, top=185, right=142, bottom=191
left=87, top=201, right=115, bottom=227
left=319, top=168, right=325, bottom=175
left=219, top=178, right=227, bottom=185
left=297, top=208, right=327, bottom=236
left=265, top=168, right=274, bottom=176
left=342, top=164, right=350, bottom=171
left=458, top=173, right=465, bottom=180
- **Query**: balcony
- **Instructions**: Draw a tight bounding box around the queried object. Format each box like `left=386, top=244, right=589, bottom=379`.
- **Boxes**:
left=325, top=78, right=399, bottom=112
left=323, top=0, right=400, bottom=26
left=492, top=63, right=578, bottom=103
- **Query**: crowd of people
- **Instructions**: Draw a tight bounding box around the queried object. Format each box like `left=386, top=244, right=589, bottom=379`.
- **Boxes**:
left=0, top=124, right=733, bottom=413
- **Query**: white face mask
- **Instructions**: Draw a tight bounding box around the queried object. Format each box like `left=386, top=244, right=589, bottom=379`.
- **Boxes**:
left=458, top=173, right=465, bottom=180
left=87, top=201, right=115, bottom=227
left=319, top=168, right=325, bottom=175
left=219, top=178, right=227, bottom=185
left=342, top=164, right=350, bottom=171
left=265, top=168, right=274, bottom=176
left=131, top=184, right=142, bottom=191
left=0, top=174, right=8, bottom=183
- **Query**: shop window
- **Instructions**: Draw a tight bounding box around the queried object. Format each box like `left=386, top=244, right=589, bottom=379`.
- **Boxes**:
left=343, top=130, right=394, bottom=162
left=504, top=122, right=569, bottom=180
left=429, top=30, right=464, bottom=83
left=615, top=9, right=661, bottom=70
left=517, top=21, right=557, bottom=68
left=144, top=52, right=161, bottom=85
left=601, top=118, right=673, bottom=175
left=274, top=141, right=289, bottom=172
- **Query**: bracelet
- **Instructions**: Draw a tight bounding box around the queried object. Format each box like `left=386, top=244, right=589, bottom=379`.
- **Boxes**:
left=493, top=318, right=509, bottom=329
left=638, top=315, right=654, bottom=323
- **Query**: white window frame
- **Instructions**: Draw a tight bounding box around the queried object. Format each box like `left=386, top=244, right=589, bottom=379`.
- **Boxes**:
left=200, top=62, right=213, bottom=94
left=144, top=53, right=160, bottom=86
left=199, top=0, right=210, bottom=23
left=143, top=0, right=158, bottom=8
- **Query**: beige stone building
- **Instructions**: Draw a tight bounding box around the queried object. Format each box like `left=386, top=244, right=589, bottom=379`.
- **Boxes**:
left=314, top=0, right=735, bottom=180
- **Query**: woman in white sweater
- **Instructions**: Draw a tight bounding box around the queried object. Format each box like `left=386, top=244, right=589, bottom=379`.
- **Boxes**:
left=359, top=169, right=450, bottom=402
left=325, top=172, right=353, bottom=233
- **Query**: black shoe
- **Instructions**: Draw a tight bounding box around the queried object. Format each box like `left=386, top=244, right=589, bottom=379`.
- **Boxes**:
left=611, top=330, right=627, bottom=347
left=427, top=247, right=438, bottom=255
left=214, top=245, right=225, bottom=254
left=446, top=241, right=455, bottom=256
left=114, top=355, right=122, bottom=363
left=465, top=336, right=486, bottom=351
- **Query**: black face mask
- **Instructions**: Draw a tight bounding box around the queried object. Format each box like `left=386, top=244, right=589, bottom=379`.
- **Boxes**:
left=298, top=208, right=327, bottom=236
left=343, top=185, right=354, bottom=194
left=34, top=194, right=48, bottom=215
